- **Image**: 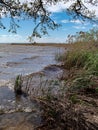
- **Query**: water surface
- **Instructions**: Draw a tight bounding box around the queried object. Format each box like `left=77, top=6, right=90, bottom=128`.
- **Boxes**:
left=0, top=44, right=64, bottom=85
left=0, top=44, right=64, bottom=128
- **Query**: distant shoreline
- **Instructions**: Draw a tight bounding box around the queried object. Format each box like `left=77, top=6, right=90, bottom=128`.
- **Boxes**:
left=0, top=43, right=68, bottom=47
left=10, top=43, right=68, bottom=47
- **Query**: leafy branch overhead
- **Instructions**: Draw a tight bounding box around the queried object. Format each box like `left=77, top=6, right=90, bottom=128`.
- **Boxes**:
left=0, top=0, right=98, bottom=40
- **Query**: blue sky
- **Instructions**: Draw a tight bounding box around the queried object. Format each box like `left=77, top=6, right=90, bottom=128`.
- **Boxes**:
left=0, top=1, right=98, bottom=43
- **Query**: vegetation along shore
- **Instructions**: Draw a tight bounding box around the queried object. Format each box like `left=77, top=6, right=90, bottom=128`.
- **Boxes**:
left=4, top=28, right=98, bottom=130
left=0, top=0, right=98, bottom=129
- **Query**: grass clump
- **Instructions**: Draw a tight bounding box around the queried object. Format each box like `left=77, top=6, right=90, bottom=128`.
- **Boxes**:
left=64, top=48, right=98, bottom=94
left=85, top=52, right=98, bottom=76
left=56, top=38, right=98, bottom=94
left=57, top=37, right=98, bottom=94
left=14, top=75, right=23, bottom=95
left=36, top=29, right=98, bottom=129
left=69, top=94, right=80, bottom=104
left=64, top=50, right=90, bottom=69
left=69, top=75, right=98, bottom=94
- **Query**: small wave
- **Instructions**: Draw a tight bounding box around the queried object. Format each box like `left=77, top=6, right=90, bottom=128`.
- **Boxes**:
left=23, top=56, right=39, bottom=60
left=0, top=63, right=8, bottom=68
left=6, top=61, right=24, bottom=67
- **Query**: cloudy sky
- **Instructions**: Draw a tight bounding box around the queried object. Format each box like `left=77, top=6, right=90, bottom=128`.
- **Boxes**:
left=0, top=1, right=98, bottom=43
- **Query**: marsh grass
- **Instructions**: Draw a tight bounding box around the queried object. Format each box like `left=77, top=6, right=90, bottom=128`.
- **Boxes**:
left=13, top=40, right=98, bottom=129
left=14, top=75, right=23, bottom=95
left=56, top=41, right=98, bottom=94
left=13, top=67, right=98, bottom=129
left=36, top=41, right=98, bottom=129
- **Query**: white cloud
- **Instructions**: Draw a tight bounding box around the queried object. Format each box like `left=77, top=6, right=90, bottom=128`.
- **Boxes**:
left=71, top=20, right=82, bottom=24
left=61, top=19, right=82, bottom=24
left=73, top=26, right=86, bottom=29
left=0, top=34, right=26, bottom=43
left=93, top=24, right=98, bottom=27
left=34, top=36, right=66, bottom=43
left=1, top=0, right=98, bottom=19
left=46, top=1, right=73, bottom=13
left=61, top=20, right=69, bottom=23
left=84, top=2, right=98, bottom=17
left=47, top=0, right=98, bottom=18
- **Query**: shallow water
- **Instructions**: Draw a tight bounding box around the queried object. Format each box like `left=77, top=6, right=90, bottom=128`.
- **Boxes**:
left=0, top=44, right=63, bottom=84
left=0, top=86, right=38, bottom=113
left=0, top=44, right=64, bottom=129
left=0, top=87, right=42, bottom=129
left=0, top=44, right=64, bottom=112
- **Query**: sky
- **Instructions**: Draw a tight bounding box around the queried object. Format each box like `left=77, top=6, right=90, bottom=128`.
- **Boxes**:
left=0, top=1, right=98, bottom=43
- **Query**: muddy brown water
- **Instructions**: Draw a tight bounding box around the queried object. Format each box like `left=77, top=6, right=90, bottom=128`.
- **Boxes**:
left=0, top=44, right=64, bottom=129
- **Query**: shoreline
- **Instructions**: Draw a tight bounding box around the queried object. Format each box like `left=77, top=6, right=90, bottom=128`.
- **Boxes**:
left=0, top=42, right=98, bottom=130
left=0, top=43, right=68, bottom=47
left=0, top=64, right=65, bottom=130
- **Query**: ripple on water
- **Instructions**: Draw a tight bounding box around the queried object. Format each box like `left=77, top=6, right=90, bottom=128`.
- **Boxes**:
left=0, top=86, right=38, bottom=114
left=0, top=86, right=42, bottom=129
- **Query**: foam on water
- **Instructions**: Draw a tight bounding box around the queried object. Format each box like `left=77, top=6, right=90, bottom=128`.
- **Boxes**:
left=0, top=79, right=10, bottom=87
